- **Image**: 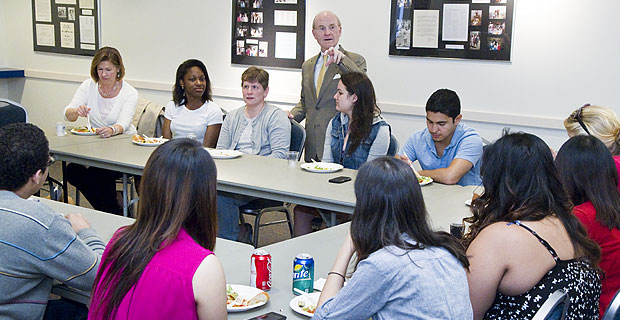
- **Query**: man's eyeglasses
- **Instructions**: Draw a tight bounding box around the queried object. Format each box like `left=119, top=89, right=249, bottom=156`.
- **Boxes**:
left=44, top=156, right=56, bottom=169
left=571, top=103, right=592, bottom=135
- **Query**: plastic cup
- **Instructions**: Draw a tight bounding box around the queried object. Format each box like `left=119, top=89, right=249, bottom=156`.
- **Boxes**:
left=287, top=151, right=299, bottom=167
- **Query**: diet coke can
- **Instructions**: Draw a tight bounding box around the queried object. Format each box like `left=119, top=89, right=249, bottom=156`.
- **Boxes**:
left=250, top=249, right=272, bottom=291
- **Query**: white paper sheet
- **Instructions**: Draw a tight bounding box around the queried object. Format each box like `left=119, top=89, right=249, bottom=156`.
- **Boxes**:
left=274, top=0, right=297, bottom=3
left=275, top=32, right=296, bottom=59
left=445, top=44, right=464, bottom=50
left=35, top=0, right=52, bottom=22
left=36, top=24, right=55, bottom=46
left=79, top=15, right=96, bottom=43
left=442, top=4, right=469, bottom=42
left=274, top=10, right=297, bottom=26
left=412, top=10, right=439, bottom=48
left=81, top=9, right=92, bottom=15
left=79, top=0, right=94, bottom=9
left=81, top=43, right=96, bottom=50
left=471, top=0, right=490, bottom=3
left=56, top=0, right=77, bottom=4
left=60, top=22, right=75, bottom=48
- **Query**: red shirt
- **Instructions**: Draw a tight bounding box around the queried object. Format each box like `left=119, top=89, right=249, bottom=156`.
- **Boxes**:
left=573, top=201, right=620, bottom=317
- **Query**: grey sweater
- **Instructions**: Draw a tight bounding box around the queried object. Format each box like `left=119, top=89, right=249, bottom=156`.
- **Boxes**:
left=216, top=102, right=291, bottom=159
left=0, top=191, right=105, bottom=320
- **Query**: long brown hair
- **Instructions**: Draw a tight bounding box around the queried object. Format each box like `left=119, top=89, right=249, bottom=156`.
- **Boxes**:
left=463, top=133, right=600, bottom=267
left=90, top=138, right=218, bottom=318
left=351, top=157, right=469, bottom=269
left=340, top=72, right=380, bottom=155
left=90, top=46, right=126, bottom=82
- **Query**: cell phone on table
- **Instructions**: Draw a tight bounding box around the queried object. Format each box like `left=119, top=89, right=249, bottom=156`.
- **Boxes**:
left=247, top=311, right=287, bottom=320
left=328, top=176, right=352, bottom=184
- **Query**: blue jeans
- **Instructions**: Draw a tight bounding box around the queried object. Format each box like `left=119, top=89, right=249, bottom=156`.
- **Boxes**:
left=216, top=192, right=256, bottom=240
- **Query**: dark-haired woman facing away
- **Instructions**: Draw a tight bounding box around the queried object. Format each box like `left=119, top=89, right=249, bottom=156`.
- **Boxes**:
left=162, top=59, right=223, bottom=147
left=89, top=139, right=226, bottom=320
left=312, top=157, right=472, bottom=319
left=464, top=133, right=601, bottom=319
left=556, top=135, right=620, bottom=317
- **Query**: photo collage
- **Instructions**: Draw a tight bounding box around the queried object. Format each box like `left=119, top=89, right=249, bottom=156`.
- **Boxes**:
left=235, top=0, right=267, bottom=58
left=469, top=0, right=508, bottom=52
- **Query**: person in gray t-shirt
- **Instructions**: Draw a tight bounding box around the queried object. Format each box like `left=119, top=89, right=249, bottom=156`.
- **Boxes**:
left=0, top=123, right=105, bottom=320
left=313, top=157, right=472, bottom=320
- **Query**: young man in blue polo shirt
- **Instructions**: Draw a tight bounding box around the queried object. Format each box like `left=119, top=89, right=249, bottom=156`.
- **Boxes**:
left=397, top=89, right=482, bottom=186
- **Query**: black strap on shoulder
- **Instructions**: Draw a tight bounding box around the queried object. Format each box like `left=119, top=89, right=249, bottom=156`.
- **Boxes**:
left=507, top=220, right=559, bottom=262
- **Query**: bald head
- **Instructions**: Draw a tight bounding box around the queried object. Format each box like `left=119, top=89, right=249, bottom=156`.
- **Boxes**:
left=312, top=11, right=342, bottom=52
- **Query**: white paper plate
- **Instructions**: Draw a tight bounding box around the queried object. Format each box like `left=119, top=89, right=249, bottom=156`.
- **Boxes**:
left=300, top=162, right=343, bottom=173
left=418, top=176, right=433, bottom=186
left=207, top=149, right=243, bottom=159
left=70, top=128, right=97, bottom=136
left=290, top=292, right=320, bottom=317
left=131, top=138, right=168, bottom=146
left=227, top=284, right=269, bottom=312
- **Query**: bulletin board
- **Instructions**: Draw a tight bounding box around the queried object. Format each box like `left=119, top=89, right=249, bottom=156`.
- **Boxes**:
left=231, top=0, right=306, bottom=69
left=31, top=0, right=100, bottom=56
left=389, top=0, right=514, bottom=61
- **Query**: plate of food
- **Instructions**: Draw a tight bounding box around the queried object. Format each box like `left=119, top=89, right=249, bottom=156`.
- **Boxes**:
left=70, top=126, right=97, bottom=135
left=418, top=175, right=433, bottom=186
left=300, top=162, right=344, bottom=173
left=290, top=292, right=320, bottom=317
left=227, top=284, right=269, bottom=312
left=206, top=149, right=243, bottom=159
left=131, top=135, right=168, bottom=146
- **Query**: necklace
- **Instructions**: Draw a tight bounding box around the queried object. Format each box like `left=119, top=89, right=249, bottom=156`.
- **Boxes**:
left=99, top=81, right=119, bottom=98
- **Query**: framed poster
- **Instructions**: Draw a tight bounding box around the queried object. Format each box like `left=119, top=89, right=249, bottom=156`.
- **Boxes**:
left=389, top=0, right=514, bottom=61
left=31, top=0, right=100, bottom=56
left=231, top=0, right=306, bottom=69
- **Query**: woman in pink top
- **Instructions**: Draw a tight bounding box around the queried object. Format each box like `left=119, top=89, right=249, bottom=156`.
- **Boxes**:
left=564, top=104, right=620, bottom=190
left=89, top=139, right=227, bottom=320
left=556, top=135, right=620, bottom=317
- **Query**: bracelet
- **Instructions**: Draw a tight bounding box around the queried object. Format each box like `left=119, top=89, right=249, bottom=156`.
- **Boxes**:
left=328, top=271, right=345, bottom=280
left=111, top=125, right=118, bottom=135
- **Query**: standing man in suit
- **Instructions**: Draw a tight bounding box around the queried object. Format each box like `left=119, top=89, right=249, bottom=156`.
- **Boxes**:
left=288, top=11, right=367, bottom=162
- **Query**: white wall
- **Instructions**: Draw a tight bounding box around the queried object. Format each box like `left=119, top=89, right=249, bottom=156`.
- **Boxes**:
left=1, top=0, right=619, bottom=149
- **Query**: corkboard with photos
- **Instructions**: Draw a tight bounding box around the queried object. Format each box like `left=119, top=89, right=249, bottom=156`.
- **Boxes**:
left=31, top=0, right=100, bottom=56
left=231, top=0, right=306, bottom=69
left=389, top=0, right=514, bottom=61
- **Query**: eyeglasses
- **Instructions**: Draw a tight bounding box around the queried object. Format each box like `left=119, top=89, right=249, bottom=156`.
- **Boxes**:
left=44, top=156, right=56, bottom=169
left=571, top=103, right=592, bottom=135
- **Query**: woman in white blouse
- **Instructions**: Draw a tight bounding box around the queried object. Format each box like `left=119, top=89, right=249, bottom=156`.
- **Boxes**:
left=162, top=59, right=223, bottom=147
left=63, top=47, right=138, bottom=214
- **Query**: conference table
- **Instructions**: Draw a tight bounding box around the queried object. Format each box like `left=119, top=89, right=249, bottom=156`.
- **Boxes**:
left=41, top=196, right=474, bottom=319
left=47, top=129, right=477, bottom=225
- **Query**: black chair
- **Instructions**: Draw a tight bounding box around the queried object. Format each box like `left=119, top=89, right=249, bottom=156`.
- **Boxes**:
left=532, top=289, right=570, bottom=320
left=603, top=288, right=620, bottom=320
left=0, top=98, right=28, bottom=127
left=238, top=118, right=306, bottom=247
left=387, top=134, right=399, bottom=156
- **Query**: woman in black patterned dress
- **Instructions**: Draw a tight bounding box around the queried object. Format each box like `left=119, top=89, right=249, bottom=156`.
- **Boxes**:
left=463, top=133, right=602, bottom=319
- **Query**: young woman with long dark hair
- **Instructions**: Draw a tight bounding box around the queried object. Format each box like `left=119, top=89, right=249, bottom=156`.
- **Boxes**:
left=162, top=59, right=223, bottom=148
left=295, top=72, right=390, bottom=237
left=555, top=135, right=620, bottom=317
left=464, top=133, right=601, bottom=319
left=312, top=157, right=472, bottom=319
left=89, top=139, right=226, bottom=319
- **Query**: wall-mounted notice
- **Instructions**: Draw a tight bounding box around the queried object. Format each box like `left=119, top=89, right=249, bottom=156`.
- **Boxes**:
left=31, top=0, right=100, bottom=56
left=231, top=0, right=306, bottom=69
left=389, top=0, right=514, bottom=61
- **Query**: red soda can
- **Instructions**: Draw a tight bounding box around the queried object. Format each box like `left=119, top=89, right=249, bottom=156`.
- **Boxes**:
left=250, top=249, right=272, bottom=291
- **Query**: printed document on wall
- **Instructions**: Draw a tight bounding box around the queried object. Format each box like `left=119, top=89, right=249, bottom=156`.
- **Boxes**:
left=275, top=32, right=297, bottom=59
left=36, top=24, right=55, bottom=46
left=35, top=0, right=52, bottom=22
left=413, top=10, right=439, bottom=48
left=79, top=15, right=96, bottom=43
left=441, top=4, right=469, bottom=42
left=60, top=22, right=75, bottom=48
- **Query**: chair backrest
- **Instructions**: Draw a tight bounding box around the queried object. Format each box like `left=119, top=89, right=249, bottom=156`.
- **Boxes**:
left=0, top=98, right=28, bottom=126
left=532, top=289, right=571, bottom=320
left=290, top=118, right=306, bottom=161
left=603, top=288, right=620, bottom=320
left=387, top=134, right=399, bottom=156
left=133, top=98, right=165, bottom=137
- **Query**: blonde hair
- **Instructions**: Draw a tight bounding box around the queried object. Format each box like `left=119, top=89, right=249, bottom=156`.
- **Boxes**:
left=564, top=105, right=620, bottom=156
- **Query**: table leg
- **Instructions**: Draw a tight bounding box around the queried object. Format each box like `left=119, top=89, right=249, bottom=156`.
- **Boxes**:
left=122, top=174, right=128, bottom=217
left=61, top=161, right=68, bottom=203
left=317, top=209, right=337, bottom=228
